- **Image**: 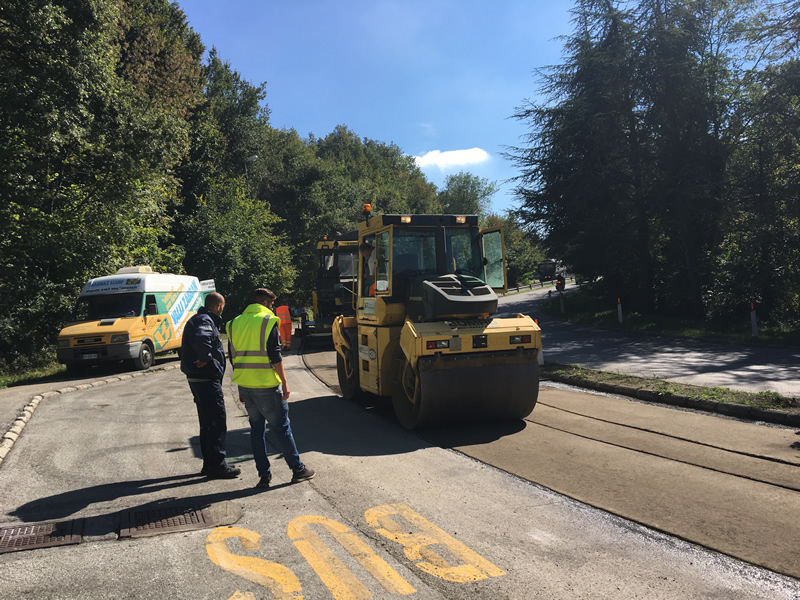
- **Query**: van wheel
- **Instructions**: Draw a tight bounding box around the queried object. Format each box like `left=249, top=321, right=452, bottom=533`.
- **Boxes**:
left=132, top=343, right=154, bottom=371
left=65, top=361, right=85, bottom=376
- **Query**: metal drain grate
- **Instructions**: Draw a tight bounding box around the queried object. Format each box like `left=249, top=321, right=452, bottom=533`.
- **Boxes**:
left=120, top=506, right=215, bottom=538
left=0, top=519, right=83, bottom=554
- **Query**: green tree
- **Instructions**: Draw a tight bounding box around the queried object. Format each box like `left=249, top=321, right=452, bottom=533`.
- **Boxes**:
left=636, top=0, right=731, bottom=318
left=180, top=177, right=295, bottom=316
left=508, top=0, right=754, bottom=320
left=0, top=0, right=203, bottom=368
left=437, top=172, right=497, bottom=224
left=172, top=49, right=302, bottom=316
left=716, top=59, right=800, bottom=325
left=269, top=125, right=438, bottom=307
left=507, top=0, right=648, bottom=307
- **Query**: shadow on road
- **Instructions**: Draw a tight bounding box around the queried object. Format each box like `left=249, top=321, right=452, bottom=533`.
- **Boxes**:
left=418, top=420, right=528, bottom=449
left=10, top=473, right=211, bottom=523
left=9, top=476, right=265, bottom=538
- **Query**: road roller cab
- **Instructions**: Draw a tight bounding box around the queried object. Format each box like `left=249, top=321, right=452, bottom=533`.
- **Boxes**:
left=300, top=236, right=359, bottom=342
left=332, top=204, right=542, bottom=429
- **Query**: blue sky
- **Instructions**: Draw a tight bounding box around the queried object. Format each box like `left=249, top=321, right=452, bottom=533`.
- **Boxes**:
left=177, top=1, right=575, bottom=214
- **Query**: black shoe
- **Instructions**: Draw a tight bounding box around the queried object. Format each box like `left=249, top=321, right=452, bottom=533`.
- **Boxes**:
left=207, top=464, right=241, bottom=479
left=256, top=473, right=273, bottom=489
left=291, top=467, right=315, bottom=483
left=200, top=465, right=210, bottom=476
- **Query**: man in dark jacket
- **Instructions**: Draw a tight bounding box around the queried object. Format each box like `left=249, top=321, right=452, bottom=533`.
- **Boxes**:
left=181, top=292, right=240, bottom=479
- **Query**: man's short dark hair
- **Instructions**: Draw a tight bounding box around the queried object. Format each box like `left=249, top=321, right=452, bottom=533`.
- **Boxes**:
left=252, top=288, right=277, bottom=304
left=205, top=292, right=224, bottom=309
left=359, top=242, right=373, bottom=253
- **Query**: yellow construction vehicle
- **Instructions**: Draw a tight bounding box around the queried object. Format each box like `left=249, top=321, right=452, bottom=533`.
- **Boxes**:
left=332, top=204, right=542, bottom=429
left=299, top=236, right=359, bottom=342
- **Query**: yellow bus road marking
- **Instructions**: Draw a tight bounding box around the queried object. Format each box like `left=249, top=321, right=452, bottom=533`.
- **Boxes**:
left=366, top=503, right=506, bottom=583
left=207, top=503, right=504, bottom=599
left=288, top=515, right=415, bottom=600
left=206, top=527, right=304, bottom=600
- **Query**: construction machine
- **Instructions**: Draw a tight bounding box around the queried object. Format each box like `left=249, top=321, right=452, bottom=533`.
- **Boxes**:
left=537, top=259, right=558, bottom=283
left=332, top=204, right=542, bottom=429
left=299, top=236, right=359, bottom=342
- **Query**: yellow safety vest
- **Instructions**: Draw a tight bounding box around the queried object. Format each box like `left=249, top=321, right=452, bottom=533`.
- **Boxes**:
left=227, top=303, right=281, bottom=388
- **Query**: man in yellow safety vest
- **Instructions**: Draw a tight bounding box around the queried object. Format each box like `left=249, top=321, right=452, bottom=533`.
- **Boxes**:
left=227, top=288, right=315, bottom=489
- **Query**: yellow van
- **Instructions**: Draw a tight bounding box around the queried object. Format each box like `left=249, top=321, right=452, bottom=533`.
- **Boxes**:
left=56, top=266, right=215, bottom=373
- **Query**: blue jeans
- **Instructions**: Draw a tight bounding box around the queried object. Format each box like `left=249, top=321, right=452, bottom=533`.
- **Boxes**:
left=239, top=386, right=304, bottom=477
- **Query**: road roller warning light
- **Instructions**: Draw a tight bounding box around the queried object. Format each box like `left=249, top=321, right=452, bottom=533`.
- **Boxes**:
left=426, top=339, right=450, bottom=350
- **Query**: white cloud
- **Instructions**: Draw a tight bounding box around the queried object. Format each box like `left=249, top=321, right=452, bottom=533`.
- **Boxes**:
left=414, top=148, right=490, bottom=170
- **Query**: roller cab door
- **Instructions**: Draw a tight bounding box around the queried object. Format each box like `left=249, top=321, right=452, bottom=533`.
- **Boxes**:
left=481, top=227, right=508, bottom=294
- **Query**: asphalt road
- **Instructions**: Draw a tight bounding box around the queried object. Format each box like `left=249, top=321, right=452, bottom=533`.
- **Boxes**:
left=302, top=344, right=800, bottom=580
left=1, top=356, right=797, bottom=598
left=499, top=285, right=800, bottom=397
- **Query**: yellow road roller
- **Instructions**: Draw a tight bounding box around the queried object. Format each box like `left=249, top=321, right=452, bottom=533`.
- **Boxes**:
left=300, top=236, right=359, bottom=342
left=332, top=204, right=542, bottom=429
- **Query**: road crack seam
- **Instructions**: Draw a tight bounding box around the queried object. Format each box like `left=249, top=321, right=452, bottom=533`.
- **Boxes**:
left=527, top=417, right=800, bottom=493
left=538, top=401, right=800, bottom=467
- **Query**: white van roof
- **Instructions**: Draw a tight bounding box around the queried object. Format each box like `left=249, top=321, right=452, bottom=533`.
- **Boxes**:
left=81, top=267, right=215, bottom=296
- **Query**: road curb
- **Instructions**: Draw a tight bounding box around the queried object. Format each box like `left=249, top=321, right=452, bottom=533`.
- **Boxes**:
left=544, top=371, right=800, bottom=427
left=0, top=364, right=181, bottom=470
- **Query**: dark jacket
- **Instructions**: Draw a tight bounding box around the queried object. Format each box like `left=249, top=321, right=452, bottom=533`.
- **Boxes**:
left=181, top=307, right=226, bottom=380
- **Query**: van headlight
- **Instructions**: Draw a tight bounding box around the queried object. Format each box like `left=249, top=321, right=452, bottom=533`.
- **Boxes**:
left=57, top=339, right=70, bottom=348
left=110, top=334, right=130, bottom=343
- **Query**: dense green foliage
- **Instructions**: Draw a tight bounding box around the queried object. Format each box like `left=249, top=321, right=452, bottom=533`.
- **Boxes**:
left=438, top=172, right=497, bottom=223
left=507, top=0, right=800, bottom=327
left=1, top=0, right=203, bottom=367
left=0, top=0, right=526, bottom=372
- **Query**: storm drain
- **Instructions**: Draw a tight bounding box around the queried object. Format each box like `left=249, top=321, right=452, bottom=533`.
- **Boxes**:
left=0, top=519, right=83, bottom=554
left=119, top=506, right=215, bottom=538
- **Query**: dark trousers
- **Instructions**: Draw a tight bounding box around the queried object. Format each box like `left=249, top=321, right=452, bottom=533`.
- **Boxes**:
left=188, top=380, right=227, bottom=471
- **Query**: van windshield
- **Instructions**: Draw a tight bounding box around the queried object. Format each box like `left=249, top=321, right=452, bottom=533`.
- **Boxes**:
left=72, top=293, right=144, bottom=321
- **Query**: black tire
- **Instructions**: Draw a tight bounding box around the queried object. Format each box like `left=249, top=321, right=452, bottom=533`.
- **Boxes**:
left=391, top=356, right=432, bottom=430
left=65, top=361, right=85, bottom=376
left=132, top=342, right=154, bottom=371
left=336, top=348, right=362, bottom=400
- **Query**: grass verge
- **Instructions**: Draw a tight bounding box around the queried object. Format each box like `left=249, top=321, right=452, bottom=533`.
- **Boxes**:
left=0, top=361, right=66, bottom=390
left=541, top=363, right=797, bottom=412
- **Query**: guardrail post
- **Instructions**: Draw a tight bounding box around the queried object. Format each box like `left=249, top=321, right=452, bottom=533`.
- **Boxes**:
left=750, top=302, right=758, bottom=337
left=617, top=298, right=623, bottom=324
